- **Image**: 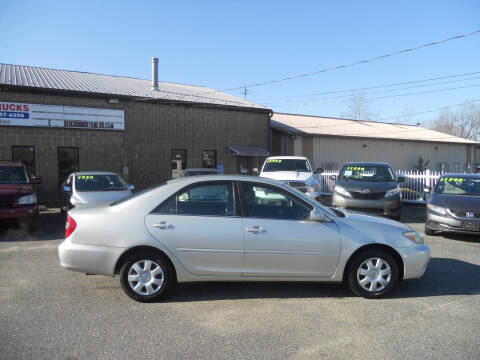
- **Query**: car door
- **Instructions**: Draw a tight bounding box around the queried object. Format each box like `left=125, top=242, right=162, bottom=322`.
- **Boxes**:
left=240, top=182, right=340, bottom=278
left=145, top=181, right=245, bottom=277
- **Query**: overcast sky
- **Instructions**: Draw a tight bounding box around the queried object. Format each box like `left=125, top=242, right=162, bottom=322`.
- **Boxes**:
left=2, top=0, right=479, bottom=124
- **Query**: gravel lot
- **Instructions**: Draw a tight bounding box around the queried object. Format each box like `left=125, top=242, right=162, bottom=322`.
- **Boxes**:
left=1, top=207, right=479, bottom=360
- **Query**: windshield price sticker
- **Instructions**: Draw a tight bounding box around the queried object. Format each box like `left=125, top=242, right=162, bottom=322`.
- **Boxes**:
left=267, top=159, right=282, bottom=163
left=346, top=166, right=365, bottom=171
left=77, top=175, right=94, bottom=180
left=440, top=177, right=464, bottom=183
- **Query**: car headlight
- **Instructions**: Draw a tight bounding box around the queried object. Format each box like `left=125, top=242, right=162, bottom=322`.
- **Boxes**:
left=334, top=185, right=351, bottom=198
left=18, top=194, right=37, bottom=205
left=427, top=203, right=447, bottom=216
left=403, top=231, right=424, bottom=244
left=385, top=187, right=400, bottom=198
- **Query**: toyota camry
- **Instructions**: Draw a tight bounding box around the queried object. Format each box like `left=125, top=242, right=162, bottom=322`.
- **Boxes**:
left=58, top=175, right=430, bottom=302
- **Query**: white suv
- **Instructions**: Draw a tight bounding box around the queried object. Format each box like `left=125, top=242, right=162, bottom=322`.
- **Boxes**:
left=259, top=156, right=322, bottom=199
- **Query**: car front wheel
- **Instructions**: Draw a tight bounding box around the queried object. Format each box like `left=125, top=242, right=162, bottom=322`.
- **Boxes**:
left=119, top=252, right=173, bottom=302
left=348, top=250, right=399, bottom=298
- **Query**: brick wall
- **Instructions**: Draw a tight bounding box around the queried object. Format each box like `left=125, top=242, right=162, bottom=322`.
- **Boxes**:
left=0, top=90, right=270, bottom=203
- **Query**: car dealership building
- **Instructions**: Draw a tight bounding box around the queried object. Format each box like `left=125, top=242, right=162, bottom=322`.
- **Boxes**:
left=0, top=60, right=271, bottom=203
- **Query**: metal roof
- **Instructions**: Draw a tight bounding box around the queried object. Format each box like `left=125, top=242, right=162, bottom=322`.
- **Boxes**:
left=0, top=63, right=266, bottom=110
left=271, top=112, right=478, bottom=144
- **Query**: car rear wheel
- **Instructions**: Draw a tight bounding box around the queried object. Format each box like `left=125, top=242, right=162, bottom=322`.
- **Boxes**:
left=348, top=250, right=399, bottom=298
left=119, top=252, right=173, bottom=302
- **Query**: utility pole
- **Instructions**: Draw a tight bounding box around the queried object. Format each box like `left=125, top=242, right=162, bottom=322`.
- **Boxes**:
left=243, top=86, right=247, bottom=100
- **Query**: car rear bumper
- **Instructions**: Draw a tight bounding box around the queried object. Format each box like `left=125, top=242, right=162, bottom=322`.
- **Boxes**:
left=426, top=210, right=480, bottom=234
left=398, top=244, right=431, bottom=279
left=58, top=237, right=126, bottom=276
left=332, top=193, right=400, bottom=215
left=0, top=206, right=38, bottom=220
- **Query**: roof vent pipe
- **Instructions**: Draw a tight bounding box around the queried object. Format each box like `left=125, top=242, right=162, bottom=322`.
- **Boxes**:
left=151, top=57, right=159, bottom=90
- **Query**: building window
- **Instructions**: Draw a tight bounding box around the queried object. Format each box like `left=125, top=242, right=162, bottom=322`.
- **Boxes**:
left=436, top=162, right=449, bottom=172
left=202, top=150, right=217, bottom=169
left=171, top=149, right=187, bottom=178
left=58, top=147, right=79, bottom=185
left=12, top=146, right=35, bottom=176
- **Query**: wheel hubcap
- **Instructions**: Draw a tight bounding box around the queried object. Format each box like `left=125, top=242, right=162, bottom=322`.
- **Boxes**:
left=357, top=257, right=391, bottom=293
left=127, top=260, right=164, bottom=296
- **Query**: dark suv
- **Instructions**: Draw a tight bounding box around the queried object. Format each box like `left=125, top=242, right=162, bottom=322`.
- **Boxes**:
left=331, top=162, right=404, bottom=219
left=0, top=161, right=42, bottom=224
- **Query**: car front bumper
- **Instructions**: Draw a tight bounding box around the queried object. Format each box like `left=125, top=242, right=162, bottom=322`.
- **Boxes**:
left=58, top=237, right=126, bottom=276
left=426, top=210, right=480, bottom=235
left=0, top=205, right=38, bottom=220
left=332, top=193, right=401, bottom=215
left=397, top=244, right=431, bottom=279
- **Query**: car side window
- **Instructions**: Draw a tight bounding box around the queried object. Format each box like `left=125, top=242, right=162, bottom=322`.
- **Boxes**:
left=241, top=183, right=312, bottom=220
left=153, top=182, right=235, bottom=216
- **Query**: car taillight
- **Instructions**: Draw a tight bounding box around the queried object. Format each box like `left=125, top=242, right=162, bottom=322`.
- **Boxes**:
left=65, top=214, right=77, bottom=238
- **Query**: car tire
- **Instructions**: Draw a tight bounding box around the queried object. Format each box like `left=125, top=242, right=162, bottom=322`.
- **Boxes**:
left=348, top=250, right=399, bottom=299
left=119, top=252, right=174, bottom=302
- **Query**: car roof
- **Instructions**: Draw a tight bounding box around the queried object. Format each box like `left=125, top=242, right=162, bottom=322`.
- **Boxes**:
left=342, top=162, right=391, bottom=166
left=266, top=156, right=308, bottom=160
left=0, top=161, right=23, bottom=167
left=439, top=173, right=480, bottom=178
left=168, top=174, right=289, bottom=186
left=73, top=171, right=120, bottom=176
left=184, top=168, right=219, bottom=172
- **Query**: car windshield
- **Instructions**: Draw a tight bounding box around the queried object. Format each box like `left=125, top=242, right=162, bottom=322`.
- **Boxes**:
left=434, top=176, right=480, bottom=196
left=0, top=166, right=29, bottom=184
left=339, top=165, right=395, bottom=182
left=183, top=170, right=218, bottom=177
left=75, top=174, right=127, bottom=192
left=262, top=159, right=311, bottom=173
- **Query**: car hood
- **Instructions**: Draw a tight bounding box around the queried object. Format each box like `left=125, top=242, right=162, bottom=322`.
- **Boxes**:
left=260, top=171, right=313, bottom=182
left=71, top=190, right=132, bottom=205
left=334, top=210, right=414, bottom=247
left=430, top=193, right=480, bottom=211
left=0, top=183, right=33, bottom=197
left=335, top=180, right=397, bottom=192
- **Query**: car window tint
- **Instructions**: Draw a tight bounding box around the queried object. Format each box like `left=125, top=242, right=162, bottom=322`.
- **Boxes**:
left=241, top=183, right=312, bottom=220
left=153, top=195, right=177, bottom=214
left=177, top=183, right=235, bottom=216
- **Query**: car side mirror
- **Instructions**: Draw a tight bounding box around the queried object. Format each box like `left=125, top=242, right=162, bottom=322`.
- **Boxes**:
left=252, top=168, right=259, bottom=173
left=32, top=176, right=43, bottom=185
left=397, top=176, right=405, bottom=183
left=329, top=175, right=337, bottom=181
left=127, top=184, right=135, bottom=190
left=310, top=210, right=327, bottom=222
left=63, top=186, right=72, bottom=192
left=314, top=168, right=324, bottom=174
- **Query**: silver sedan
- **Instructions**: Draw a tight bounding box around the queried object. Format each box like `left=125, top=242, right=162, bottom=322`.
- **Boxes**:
left=58, top=175, right=430, bottom=302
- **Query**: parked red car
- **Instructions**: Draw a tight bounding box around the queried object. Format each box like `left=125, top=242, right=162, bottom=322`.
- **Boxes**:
left=0, top=161, right=42, bottom=224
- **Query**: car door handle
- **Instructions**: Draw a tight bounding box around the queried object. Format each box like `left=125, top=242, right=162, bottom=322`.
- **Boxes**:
left=245, top=226, right=265, bottom=233
left=153, top=221, right=171, bottom=229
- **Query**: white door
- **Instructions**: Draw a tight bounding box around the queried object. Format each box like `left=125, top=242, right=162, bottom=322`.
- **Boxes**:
left=240, top=182, right=340, bottom=278
left=145, top=181, right=244, bottom=276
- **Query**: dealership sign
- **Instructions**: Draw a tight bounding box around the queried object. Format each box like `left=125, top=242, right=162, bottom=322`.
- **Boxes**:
left=0, top=102, right=124, bottom=130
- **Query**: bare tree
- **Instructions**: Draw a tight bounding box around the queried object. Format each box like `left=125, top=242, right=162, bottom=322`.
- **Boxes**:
left=430, top=102, right=480, bottom=141
left=340, top=93, right=376, bottom=120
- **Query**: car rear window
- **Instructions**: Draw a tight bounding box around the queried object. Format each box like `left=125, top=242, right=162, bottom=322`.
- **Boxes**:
left=76, top=174, right=127, bottom=192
